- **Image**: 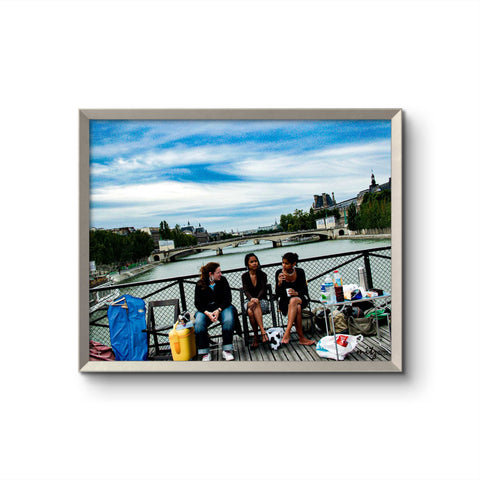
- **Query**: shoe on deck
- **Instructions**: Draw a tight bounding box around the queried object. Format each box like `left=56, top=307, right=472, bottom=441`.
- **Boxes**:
left=202, top=353, right=211, bottom=361
left=222, top=350, right=234, bottom=361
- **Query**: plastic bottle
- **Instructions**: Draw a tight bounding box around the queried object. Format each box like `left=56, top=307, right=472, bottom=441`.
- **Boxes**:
left=333, top=270, right=343, bottom=287
left=324, top=275, right=335, bottom=304
left=320, top=283, right=328, bottom=302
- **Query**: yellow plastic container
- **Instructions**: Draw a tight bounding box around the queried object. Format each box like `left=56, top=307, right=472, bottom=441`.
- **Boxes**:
left=168, top=321, right=196, bottom=361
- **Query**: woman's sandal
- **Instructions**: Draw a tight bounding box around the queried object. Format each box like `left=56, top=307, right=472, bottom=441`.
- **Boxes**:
left=261, top=332, right=269, bottom=343
left=250, top=338, right=259, bottom=350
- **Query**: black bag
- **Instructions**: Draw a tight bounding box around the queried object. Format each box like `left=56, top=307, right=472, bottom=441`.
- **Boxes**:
left=312, top=307, right=329, bottom=332
left=348, top=316, right=377, bottom=336
left=301, top=309, right=313, bottom=332
left=232, top=305, right=243, bottom=336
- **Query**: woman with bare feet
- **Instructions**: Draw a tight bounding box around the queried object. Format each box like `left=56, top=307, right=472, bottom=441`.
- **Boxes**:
left=275, top=252, right=315, bottom=346
left=241, top=253, right=269, bottom=349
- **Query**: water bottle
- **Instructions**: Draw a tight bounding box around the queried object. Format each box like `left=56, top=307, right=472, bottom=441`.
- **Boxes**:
left=320, top=283, right=328, bottom=302
left=324, top=275, right=334, bottom=304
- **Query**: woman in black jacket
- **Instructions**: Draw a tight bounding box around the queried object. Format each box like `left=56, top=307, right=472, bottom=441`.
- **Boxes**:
left=275, top=252, right=315, bottom=346
left=241, top=253, right=269, bottom=349
left=194, top=262, right=235, bottom=361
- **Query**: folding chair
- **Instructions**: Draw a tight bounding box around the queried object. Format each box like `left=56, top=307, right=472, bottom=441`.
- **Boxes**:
left=144, top=299, right=180, bottom=360
left=240, top=283, right=278, bottom=347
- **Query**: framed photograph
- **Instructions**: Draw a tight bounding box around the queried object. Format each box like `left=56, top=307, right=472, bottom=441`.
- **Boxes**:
left=80, top=109, right=402, bottom=372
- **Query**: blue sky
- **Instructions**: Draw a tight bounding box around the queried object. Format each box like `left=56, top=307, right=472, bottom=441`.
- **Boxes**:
left=89, top=119, right=391, bottom=232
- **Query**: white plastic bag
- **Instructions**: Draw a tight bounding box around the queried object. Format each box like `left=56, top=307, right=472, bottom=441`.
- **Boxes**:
left=315, top=334, right=363, bottom=361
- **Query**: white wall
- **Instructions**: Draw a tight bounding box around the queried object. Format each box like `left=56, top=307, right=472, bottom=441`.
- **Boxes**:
left=1, top=1, right=479, bottom=479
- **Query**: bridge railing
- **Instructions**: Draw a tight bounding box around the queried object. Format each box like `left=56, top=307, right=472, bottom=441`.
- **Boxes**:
left=89, top=246, right=391, bottom=355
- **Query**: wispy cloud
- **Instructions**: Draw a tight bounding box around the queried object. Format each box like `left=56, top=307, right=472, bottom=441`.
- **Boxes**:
left=89, top=119, right=391, bottom=231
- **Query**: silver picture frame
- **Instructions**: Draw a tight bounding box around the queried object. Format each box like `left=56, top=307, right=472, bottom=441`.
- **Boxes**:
left=79, top=108, right=402, bottom=373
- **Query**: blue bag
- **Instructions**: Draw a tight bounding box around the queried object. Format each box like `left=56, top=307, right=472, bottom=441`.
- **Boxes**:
left=107, top=295, right=148, bottom=361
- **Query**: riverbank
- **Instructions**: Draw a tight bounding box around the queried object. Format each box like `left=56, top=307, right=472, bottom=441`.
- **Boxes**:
left=337, top=233, right=391, bottom=240
left=110, top=263, right=158, bottom=283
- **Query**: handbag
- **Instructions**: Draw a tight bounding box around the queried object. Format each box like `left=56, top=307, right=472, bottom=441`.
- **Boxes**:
left=328, top=310, right=348, bottom=334
left=348, top=316, right=377, bottom=336
left=259, top=299, right=271, bottom=315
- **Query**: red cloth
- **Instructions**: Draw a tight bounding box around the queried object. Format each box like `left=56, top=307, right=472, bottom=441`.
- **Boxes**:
left=89, top=340, right=116, bottom=361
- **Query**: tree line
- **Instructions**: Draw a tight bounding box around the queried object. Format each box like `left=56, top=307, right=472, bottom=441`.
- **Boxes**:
left=347, top=190, right=391, bottom=230
left=90, top=230, right=154, bottom=268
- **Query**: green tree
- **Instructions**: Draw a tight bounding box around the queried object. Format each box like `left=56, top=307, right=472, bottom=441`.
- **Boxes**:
left=159, top=220, right=172, bottom=240
left=90, top=229, right=154, bottom=267
left=347, top=202, right=358, bottom=230
left=356, top=190, right=391, bottom=230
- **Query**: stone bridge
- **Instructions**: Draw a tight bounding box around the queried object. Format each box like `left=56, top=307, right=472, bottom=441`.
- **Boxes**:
left=150, top=228, right=348, bottom=262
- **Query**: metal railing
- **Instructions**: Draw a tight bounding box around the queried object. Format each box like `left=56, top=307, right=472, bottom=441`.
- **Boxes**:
left=89, top=246, right=391, bottom=356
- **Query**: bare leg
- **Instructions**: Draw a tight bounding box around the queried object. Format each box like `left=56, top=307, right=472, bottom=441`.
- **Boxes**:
left=253, top=305, right=268, bottom=342
left=282, top=297, right=302, bottom=344
left=247, top=307, right=259, bottom=348
left=295, top=304, right=315, bottom=345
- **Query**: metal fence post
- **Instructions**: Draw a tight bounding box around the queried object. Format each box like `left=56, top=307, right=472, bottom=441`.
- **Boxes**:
left=178, top=279, right=187, bottom=312
left=363, top=252, right=373, bottom=290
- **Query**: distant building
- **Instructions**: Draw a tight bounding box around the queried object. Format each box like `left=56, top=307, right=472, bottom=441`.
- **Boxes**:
left=312, top=193, right=335, bottom=211
left=180, top=222, right=195, bottom=235
left=140, top=227, right=160, bottom=247
left=181, top=221, right=209, bottom=243
left=257, top=220, right=281, bottom=232
left=158, top=240, right=175, bottom=252
left=312, top=172, right=391, bottom=227
left=356, top=172, right=391, bottom=208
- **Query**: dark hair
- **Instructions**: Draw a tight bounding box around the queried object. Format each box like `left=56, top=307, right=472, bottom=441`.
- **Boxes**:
left=199, top=262, right=220, bottom=288
left=244, top=253, right=261, bottom=269
left=282, top=252, right=299, bottom=264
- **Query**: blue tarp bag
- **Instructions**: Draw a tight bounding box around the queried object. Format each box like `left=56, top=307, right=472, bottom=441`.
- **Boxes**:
left=107, top=295, right=148, bottom=360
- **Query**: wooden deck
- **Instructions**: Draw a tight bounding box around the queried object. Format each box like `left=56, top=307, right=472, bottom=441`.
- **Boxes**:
left=202, top=324, right=391, bottom=362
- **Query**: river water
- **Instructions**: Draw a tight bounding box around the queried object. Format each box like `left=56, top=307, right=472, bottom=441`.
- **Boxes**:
left=126, top=236, right=391, bottom=283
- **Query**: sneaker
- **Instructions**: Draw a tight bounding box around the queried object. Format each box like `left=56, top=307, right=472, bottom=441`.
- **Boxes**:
left=222, top=350, right=234, bottom=361
left=201, top=353, right=211, bottom=362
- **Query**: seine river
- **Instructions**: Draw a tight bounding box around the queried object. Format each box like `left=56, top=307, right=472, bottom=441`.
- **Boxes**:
left=125, top=237, right=391, bottom=283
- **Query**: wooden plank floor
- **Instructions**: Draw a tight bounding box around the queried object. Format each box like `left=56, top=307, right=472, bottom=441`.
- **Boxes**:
left=203, top=324, right=391, bottom=362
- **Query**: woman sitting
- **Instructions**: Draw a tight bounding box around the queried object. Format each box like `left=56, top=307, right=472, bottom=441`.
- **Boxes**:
left=194, top=262, right=235, bottom=361
left=275, top=252, right=315, bottom=346
left=241, top=253, right=269, bottom=349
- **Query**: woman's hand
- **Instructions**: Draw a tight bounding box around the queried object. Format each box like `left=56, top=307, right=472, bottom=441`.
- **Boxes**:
left=206, top=311, right=217, bottom=322
left=211, top=308, right=222, bottom=322
left=278, top=273, right=286, bottom=286
left=247, top=298, right=260, bottom=310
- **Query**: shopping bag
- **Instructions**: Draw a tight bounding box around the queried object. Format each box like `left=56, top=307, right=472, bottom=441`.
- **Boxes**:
left=315, top=334, right=363, bottom=361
